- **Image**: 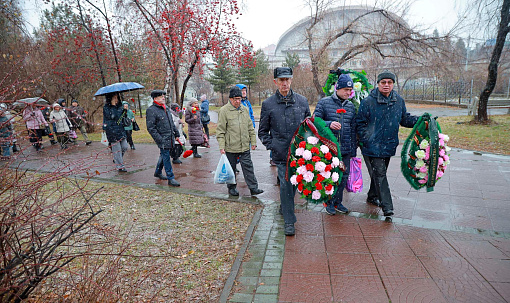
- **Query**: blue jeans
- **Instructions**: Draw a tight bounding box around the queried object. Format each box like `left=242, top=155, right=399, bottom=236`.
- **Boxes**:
left=155, top=148, right=175, bottom=180
left=330, top=155, right=350, bottom=206
left=277, top=163, right=297, bottom=224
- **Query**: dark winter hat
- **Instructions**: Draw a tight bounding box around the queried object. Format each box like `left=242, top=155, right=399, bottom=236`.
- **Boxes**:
left=229, top=86, right=243, bottom=98
left=273, top=67, right=293, bottom=79
left=151, top=89, right=166, bottom=99
left=335, top=74, right=354, bottom=90
left=170, top=103, right=180, bottom=111
left=377, top=71, right=396, bottom=83
left=71, top=99, right=78, bottom=104
left=57, top=98, right=66, bottom=106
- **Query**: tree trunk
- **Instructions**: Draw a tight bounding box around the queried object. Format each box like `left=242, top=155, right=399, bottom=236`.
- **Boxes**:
left=477, top=0, right=510, bottom=122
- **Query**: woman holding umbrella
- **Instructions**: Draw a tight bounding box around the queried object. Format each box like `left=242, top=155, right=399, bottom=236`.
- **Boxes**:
left=103, top=93, right=129, bottom=172
left=23, top=103, right=48, bottom=151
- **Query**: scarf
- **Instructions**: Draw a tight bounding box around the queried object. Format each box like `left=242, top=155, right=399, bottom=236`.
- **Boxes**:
left=153, top=99, right=166, bottom=111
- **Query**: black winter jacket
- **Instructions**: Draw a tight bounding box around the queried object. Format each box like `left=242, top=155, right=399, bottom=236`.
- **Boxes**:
left=258, top=90, right=311, bottom=164
left=103, top=103, right=127, bottom=143
left=146, top=103, right=179, bottom=149
left=356, top=88, right=418, bottom=157
left=314, top=93, right=357, bottom=157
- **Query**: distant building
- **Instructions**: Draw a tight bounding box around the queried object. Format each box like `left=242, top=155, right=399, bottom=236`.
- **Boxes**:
left=273, top=5, right=408, bottom=70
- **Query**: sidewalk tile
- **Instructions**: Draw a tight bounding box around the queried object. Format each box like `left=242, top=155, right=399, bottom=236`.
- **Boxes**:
left=382, top=277, right=448, bottom=303
left=491, top=282, right=510, bottom=302
left=365, top=238, right=415, bottom=256
left=466, top=258, right=510, bottom=282
left=373, top=254, right=429, bottom=278
left=284, top=235, right=325, bottom=253
left=330, top=275, right=388, bottom=303
left=279, top=273, right=332, bottom=303
left=282, top=252, right=329, bottom=274
left=418, top=256, right=485, bottom=282
left=448, top=240, right=508, bottom=259
left=328, top=253, right=379, bottom=276
left=324, top=222, right=363, bottom=237
left=435, top=279, right=506, bottom=303
left=406, top=238, right=460, bottom=258
left=325, top=236, right=370, bottom=254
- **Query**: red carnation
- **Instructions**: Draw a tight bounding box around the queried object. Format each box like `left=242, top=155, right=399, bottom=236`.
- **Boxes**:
left=312, top=156, right=321, bottom=162
left=336, top=108, right=347, bottom=114
left=311, top=147, right=319, bottom=154
left=325, top=184, right=333, bottom=191
left=306, top=163, right=314, bottom=171
left=183, top=150, right=193, bottom=158
left=303, top=189, right=311, bottom=196
left=290, top=160, right=297, bottom=167
left=325, top=152, right=332, bottom=160
left=298, top=183, right=304, bottom=192
left=325, top=164, right=332, bottom=172
left=297, top=158, right=305, bottom=166
left=315, top=182, right=323, bottom=190
left=317, top=174, right=325, bottom=182
left=299, top=141, right=306, bottom=148
left=296, top=174, right=303, bottom=183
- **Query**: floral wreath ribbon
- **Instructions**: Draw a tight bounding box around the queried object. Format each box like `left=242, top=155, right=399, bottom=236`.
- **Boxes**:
left=426, top=115, right=440, bottom=189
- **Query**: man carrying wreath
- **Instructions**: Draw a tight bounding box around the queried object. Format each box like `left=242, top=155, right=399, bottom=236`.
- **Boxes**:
left=314, top=74, right=357, bottom=215
left=356, top=71, right=418, bottom=217
left=259, top=67, right=311, bottom=236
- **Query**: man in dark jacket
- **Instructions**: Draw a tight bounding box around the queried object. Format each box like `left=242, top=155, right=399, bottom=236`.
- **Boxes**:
left=356, top=71, right=418, bottom=217
left=314, top=74, right=357, bottom=215
left=259, top=67, right=311, bottom=236
left=146, top=90, right=180, bottom=187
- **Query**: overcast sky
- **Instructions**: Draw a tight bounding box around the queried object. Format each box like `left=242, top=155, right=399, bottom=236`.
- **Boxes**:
left=22, top=0, right=470, bottom=49
left=235, top=0, right=468, bottom=49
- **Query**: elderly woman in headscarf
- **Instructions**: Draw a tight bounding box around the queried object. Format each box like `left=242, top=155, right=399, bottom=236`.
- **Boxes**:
left=49, top=103, right=72, bottom=150
left=23, top=102, right=48, bottom=151
left=103, top=93, right=129, bottom=172
left=184, top=98, right=205, bottom=158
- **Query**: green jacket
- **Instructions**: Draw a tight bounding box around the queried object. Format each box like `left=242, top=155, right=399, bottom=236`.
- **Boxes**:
left=216, top=102, right=256, bottom=153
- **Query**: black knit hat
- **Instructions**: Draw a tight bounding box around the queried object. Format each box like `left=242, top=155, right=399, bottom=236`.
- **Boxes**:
left=377, top=71, right=396, bottom=83
left=229, top=86, right=242, bottom=98
left=151, top=89, right=166, bottom=99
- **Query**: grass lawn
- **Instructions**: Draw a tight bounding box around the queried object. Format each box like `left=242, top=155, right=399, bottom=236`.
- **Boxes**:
left=32, top=180, right=259, bottom=301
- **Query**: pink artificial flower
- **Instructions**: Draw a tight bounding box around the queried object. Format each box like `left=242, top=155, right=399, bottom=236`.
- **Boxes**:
left=439, top=139, right=445, bottom=146
left=296, top=165, right=307, bottom=175
left=311, top=190, right=321, bottom=200
left=349, top=90, right=355, bottom=99
left=419, top=166, right=428, bottom=173
left=331, top=157, right=340, bottom=168
left=295, top=147, right=305, bottom=156
left=303, top=171, right=315, bottom=183
left=331, top=172, right=339, bottom=182
left=320, top=145, right=329, bottom=154
left=443, top=155, right=449, bottom=162
left=437, top=170, right=444, bottom=178
left=290, top=175, right=298, bottom=185
left=320, top=171, right=332, bottom=179
left=302, top=150, right=312, bottom=160
left=438, top=157, right=444, bottom=165
left=315, top=161, right=326, bottom=172
left=307, top=136, right=319, bottom=145
left=325, top=188, right=334, bottom=195
left=439, top=149, right=445, bottom=157
left=418, top=179, right=427, bottom=184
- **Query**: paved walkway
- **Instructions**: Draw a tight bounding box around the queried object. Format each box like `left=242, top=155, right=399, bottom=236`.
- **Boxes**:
left=8, top=129, right=510, bottom=302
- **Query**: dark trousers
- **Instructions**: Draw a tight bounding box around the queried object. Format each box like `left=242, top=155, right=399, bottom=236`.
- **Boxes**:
left=364, top=155, right=393, bottom=212
left=225, top=150, right=258, bottom=190
left=277, top=162, right=297, bottom=225
left=155, top=148, right=175, bottom=180
left=203, top=124, right=209, bottom=139
left=28, top=128, right=45, bottom=150
left=125, top=130, right=134, bottom=147
left=330, top=154, right=350, bottom=206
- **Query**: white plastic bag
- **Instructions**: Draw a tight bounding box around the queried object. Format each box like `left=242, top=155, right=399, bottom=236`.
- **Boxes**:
left=214, top=154, right=236, bottom=184
left=101, top=132, right=109, bottom=146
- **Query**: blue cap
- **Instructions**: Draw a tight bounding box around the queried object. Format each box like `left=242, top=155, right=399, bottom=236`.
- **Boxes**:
left=236, top=84, right=247, bottom=90
left=335, top=74, right=353, bottom=90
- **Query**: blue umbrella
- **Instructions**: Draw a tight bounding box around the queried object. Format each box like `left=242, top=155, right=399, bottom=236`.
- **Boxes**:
left=94, top=82, right=144, bottom=96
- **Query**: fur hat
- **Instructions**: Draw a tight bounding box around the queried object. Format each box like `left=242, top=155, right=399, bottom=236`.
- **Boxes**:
left=335, top=74, right=354, bottom=90
left=377, top=71, right=396, bottom=83
left=229, top=86, right=242, bottom=98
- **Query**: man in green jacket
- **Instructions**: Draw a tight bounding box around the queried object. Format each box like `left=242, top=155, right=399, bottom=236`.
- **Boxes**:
left=217, top=86, right=264, bottom=197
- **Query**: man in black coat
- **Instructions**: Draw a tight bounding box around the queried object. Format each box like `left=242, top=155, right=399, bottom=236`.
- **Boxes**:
left=146, top=90, right=180, bottom=187
left=258, top=67, right=311, bottom=236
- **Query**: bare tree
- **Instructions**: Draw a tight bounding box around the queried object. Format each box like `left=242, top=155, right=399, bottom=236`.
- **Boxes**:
left=303, top=0, right=453, bottom=98
left=476, top=0, right=510, bottom=122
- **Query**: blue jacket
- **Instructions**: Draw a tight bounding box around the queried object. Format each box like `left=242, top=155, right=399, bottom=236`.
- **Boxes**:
left=258, top=90, right=311, bottom=164
left=103, top=103, right=127, bottom=143
left=314, top=93, right=357, bottom=157
left=356, top=88, right=418, bottom=157
left=236, top=84, right=255, bottom=128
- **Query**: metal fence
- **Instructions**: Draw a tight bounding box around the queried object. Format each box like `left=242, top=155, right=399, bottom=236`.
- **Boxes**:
left=399, top=80, right=476, bottom=105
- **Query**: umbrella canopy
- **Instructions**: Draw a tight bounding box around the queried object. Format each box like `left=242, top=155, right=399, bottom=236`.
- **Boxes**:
left=12, top=97, right=49, bottom=109
left=94, top=82, right=144, bottom=96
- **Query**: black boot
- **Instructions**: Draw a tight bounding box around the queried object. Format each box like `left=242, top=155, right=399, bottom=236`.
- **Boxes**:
left=192, top=146, right=201, bottom=158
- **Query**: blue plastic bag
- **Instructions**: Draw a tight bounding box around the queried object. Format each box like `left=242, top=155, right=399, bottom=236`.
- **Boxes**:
left=214, top=154, right=236, bottom=184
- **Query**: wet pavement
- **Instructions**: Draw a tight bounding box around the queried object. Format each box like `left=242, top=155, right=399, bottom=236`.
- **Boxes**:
left=7, top=125, right=510, bottom=302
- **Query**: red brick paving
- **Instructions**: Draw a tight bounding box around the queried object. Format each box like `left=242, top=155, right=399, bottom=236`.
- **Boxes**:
left=279, top=211, right=510, bottom=302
